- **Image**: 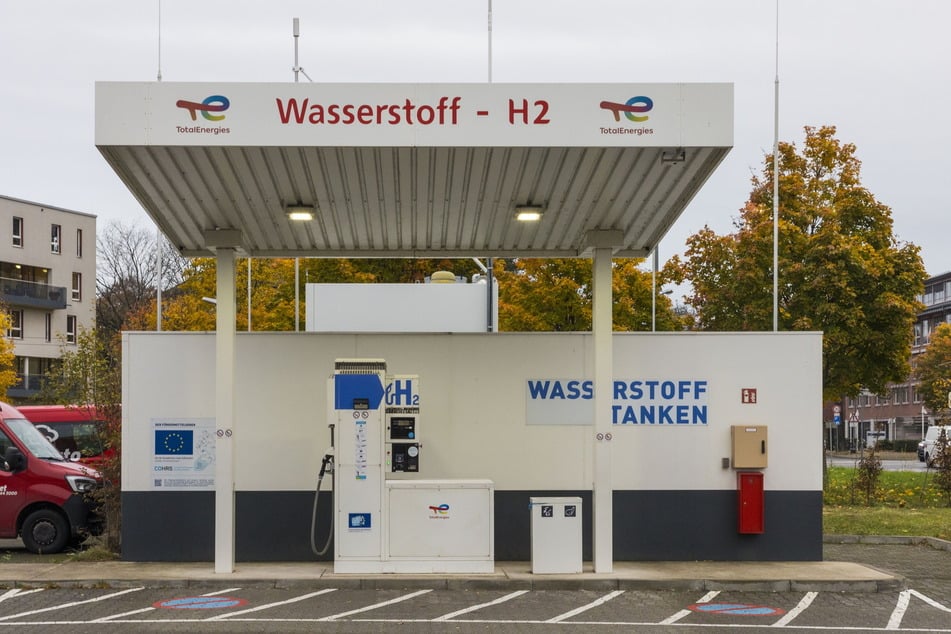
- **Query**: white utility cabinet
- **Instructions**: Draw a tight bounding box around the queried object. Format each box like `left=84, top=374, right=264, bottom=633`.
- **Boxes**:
left=386, top=479, right=494, bottom=573
left=530, top=496, right=582, bottom=574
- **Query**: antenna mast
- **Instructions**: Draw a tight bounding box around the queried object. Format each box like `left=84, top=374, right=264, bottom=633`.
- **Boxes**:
left=292, top=18, right=313, bottom=82
left=156, top=0, right=163, bottom=81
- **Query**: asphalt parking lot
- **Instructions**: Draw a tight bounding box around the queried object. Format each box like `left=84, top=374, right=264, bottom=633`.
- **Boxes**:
left=0, top=539, right=948, bottom=632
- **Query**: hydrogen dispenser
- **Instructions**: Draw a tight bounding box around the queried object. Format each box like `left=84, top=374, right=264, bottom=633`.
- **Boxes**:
left=328, top=359, right=494, bottom=574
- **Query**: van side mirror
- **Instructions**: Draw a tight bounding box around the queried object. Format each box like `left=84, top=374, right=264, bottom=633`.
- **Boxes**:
left=4, top=447, right=26, bottom=473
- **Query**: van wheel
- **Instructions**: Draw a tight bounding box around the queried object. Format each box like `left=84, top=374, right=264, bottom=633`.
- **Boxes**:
left=21, top=509, right=69, bottom=554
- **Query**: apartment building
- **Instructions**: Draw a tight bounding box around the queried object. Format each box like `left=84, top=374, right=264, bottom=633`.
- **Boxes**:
left=831, top=271, right=951, bottom=446
left=0, top=196, right=96, bottom=401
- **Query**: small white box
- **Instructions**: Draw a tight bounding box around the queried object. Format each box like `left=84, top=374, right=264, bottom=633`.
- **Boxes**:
left=530, top=497, right=582, bottom=574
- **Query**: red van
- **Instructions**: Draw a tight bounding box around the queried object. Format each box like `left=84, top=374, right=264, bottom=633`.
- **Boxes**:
left=17, top=405, right=110, bottom=466
left=0, top=401, right=102, bottom=553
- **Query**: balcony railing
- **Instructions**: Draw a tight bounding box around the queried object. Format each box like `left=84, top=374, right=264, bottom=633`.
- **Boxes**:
left=0, top=277, right=67, bottom=310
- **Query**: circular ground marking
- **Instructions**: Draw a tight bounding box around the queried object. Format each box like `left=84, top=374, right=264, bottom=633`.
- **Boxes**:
left=688, top=603, right=785, bottom=616
left=154, top=596, right=248, bottom=610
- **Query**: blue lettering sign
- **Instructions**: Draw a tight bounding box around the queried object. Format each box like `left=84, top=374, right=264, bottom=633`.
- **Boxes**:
left=527, top=379, right=593, bottom=400
left=528, top=378, right=709, bottom=426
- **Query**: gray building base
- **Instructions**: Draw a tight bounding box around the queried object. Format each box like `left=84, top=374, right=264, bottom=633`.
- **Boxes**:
left=120, top=489, right=822, bottom=562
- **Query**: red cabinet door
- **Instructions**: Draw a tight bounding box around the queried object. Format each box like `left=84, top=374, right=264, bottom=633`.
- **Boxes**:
left=737, top=472, right=764, bottom=534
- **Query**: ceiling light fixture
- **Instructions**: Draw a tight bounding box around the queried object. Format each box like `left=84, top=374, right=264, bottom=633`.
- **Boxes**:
left=286, top=205, right=315, bottom=221
left=515, top=205, right=544, bottom=222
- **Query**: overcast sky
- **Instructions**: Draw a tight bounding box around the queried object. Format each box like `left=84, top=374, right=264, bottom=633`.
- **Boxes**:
left=2, top=0, right=949, bottom=277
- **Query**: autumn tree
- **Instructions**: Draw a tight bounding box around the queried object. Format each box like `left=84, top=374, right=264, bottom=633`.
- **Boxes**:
left=128, top=257, right=471, bottom=331
left=129, top=254, right=681, bottom=334
left=0, top=309, right=20, bottom=397
left=664, top=126, right=925, bottom=400
left=495, top=258, right=684, bottom=332
left=915, top=322, right=951, bottom=421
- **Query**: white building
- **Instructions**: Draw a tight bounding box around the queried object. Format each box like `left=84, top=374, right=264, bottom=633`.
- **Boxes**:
left=0, top=196, right=96, bottom=400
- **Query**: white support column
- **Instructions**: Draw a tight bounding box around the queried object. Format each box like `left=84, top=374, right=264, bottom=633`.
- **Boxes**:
left=592, top=247, right=613, bottom=573
left=215, top=247, right=236, bottom=573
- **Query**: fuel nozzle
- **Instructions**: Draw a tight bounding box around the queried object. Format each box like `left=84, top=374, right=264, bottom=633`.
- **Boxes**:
left=318, top=447, right=335, bottom=478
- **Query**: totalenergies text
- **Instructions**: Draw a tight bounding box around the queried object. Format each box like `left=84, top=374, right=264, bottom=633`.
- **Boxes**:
left=276, top=96, right=462, bottom=126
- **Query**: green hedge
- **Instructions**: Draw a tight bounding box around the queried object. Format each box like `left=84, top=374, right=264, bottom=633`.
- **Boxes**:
left=874, top=439, right=920, bottom=452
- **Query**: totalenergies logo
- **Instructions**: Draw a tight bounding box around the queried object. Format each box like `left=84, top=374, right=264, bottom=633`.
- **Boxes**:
left=599, top=96, right=654, bottom=123
left=176, top=95, right=231, bottom=122
left=428, top=503, right=450, bottom=519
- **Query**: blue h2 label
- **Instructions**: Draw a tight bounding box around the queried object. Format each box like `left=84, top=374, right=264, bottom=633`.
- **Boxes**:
left=385, top=379, right=419, bottom=406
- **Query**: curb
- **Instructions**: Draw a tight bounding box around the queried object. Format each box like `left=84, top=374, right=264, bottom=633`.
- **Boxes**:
left=823, top=534, right=951, bottom=551
left=0, top=538, right=938, bottom=593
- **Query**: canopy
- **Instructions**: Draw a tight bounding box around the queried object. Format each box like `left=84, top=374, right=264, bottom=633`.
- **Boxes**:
left=96, top=82, right=732, bottom=258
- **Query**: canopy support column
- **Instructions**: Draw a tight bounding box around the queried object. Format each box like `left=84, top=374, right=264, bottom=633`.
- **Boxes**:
left=592, top=246, right=614, bottom=573
left=214, top=247, right=236, bottom=573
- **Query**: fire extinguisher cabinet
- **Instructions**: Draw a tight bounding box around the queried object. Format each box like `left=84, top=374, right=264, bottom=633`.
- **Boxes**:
left=737, top=472, right=764, bottom=534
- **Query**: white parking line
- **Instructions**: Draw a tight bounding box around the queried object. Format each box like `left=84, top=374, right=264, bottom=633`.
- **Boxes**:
left=0, top=588, right=43, bottom=604
left=319, top=588, right=432, bottom=621
left=12, top=616, right=951, bottom=630
left=888, top=589, right=951, bottom=630
left=659, top=590, right=720, bottom=625
left=93, top=586, right=244, bottom=622
left=432, top=590, right=529, bottom=621
left=206, top=588, right=337, bottom=621
left=546, top=590, right=625, bottom=623
left=772, top=591, right=817, bottom=627
left=0, top=587, right=143, bottom=622
left=887, top=591, right=911, bottom=631
left=202, top=587, right=242, bottom=596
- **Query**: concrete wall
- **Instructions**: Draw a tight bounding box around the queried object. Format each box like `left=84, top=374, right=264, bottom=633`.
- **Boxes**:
left=121, top=330, right=823, bottom=562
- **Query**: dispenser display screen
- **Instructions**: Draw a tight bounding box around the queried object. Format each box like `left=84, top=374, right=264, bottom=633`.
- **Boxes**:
left=389, top=416, right=417, bottom=440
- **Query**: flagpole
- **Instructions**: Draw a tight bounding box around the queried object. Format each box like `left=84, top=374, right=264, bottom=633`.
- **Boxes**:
left=772, top=0, right=780, bottom=332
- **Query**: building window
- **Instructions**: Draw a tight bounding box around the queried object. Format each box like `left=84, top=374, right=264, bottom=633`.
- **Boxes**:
left=51, top=224, right=61, bottom=254
left=76, top=229, right=83, bottom=258
left=12, top=217, right=23, bottom=247
left=71, top=272, right=82, bottom=302
left=66, top=315, right=77, bottom=344
left=7, top=310, right=23, bottom=339
left=45, top=313, right=52, bottom=342
left=894, top=386, right=909, bottom=404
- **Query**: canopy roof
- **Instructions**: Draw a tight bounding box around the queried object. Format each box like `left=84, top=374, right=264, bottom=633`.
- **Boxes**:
left=96, top=82, right=732, bottom=258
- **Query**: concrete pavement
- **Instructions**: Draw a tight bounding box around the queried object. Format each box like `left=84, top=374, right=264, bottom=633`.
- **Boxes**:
left=2, top=535, right=944, bottom=592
